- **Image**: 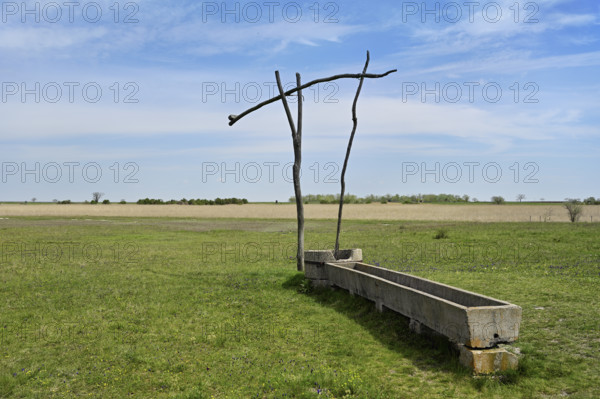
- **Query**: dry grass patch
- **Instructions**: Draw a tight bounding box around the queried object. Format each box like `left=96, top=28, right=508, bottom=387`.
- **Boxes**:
left=1, top=203, right=600, bottom=222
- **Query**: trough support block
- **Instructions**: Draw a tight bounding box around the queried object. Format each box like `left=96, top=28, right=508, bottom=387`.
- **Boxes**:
left=311, top=280, right=330, bottom=288
left=409, top=318, right=422, bottom=334
left=457, top=344, right=519, bottom=374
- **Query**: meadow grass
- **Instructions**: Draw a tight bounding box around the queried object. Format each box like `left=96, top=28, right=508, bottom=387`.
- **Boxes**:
left=0, top=217, right=598, bottom=398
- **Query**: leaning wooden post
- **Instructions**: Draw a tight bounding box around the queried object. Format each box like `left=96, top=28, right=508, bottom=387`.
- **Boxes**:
left=294, top=73, right=305, bottom=271
left=334, top=51, right=370, bottom=258
left=275, top=71, right=305, bottom=271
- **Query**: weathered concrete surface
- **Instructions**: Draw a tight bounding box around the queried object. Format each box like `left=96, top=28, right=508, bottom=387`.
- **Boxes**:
left=304, top=249, right=363, bottom=264
left=308, top=261, right=521, bottom=349
left=304, top=249, right=362, bottom=287
left=458, top=344, right=519, bottom=373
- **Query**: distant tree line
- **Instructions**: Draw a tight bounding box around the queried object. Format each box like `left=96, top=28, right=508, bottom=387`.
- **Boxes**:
left=289, top=193, right=472, bottom=204
left=137, top=197, right=248, bottom=205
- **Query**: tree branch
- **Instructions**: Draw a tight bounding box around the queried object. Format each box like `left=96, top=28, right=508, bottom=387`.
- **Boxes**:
left=228, top=69, right=397, bottom=126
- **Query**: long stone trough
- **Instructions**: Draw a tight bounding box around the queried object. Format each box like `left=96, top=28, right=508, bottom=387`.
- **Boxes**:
left=304, top=249, right=522, bottom=373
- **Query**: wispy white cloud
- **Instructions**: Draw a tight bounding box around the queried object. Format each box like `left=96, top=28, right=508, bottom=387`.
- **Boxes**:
left=415, top=50, right=600, bottom=75
left=0, top=2, right=366, bottom=59
left=385, top=0, right=599, bottom=78
left=154, top=18, right=366, bottom=56
left=0, top=26, right=108, bottom=50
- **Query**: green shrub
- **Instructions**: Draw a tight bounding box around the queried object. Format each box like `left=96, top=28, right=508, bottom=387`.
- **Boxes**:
left=434, top=228, right=449, bottom=239
left=491, top=196, right=505, bottom=204
left=564, top=198, right=583, bottom=222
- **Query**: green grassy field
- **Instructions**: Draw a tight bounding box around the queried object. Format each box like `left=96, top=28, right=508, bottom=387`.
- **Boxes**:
left=1, top=217, right=598, bottom=398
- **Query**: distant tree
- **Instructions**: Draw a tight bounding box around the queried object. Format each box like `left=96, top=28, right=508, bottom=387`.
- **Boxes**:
left=92, top=192, right=104, bottom=203
left=102, top=199, right=110, bottom=204
left=31, top=197, right=37, bottom=202
left=564, top=198, right=583, bottom=222
left=120, top=199, right=127, bottom=204
left=583, top=196, right=598, bottom=205
left=516, top=194, right=526, bottom=202
left=491, top=196, right=505, bottom=205
left=52, top=199, right=58, bottom=203
left=462, top=194, right=470, bottom=202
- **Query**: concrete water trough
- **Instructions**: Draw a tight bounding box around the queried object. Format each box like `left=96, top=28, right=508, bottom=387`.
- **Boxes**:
left=304, top=250, right=522, bottom=373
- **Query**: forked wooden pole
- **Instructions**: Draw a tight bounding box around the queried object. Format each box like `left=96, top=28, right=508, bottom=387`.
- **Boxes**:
left=275, top=71, right=305, bottom=271
left=227, top=53, right=396, bottom=269
left=334, top=51, right=371, bottom=258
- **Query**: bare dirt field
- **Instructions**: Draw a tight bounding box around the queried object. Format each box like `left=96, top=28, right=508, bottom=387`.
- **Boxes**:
left=1, top=203, right=598, bottom=222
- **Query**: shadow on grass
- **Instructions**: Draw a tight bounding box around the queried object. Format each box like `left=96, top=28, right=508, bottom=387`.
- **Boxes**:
left=282, top=273, right=470, bottom=376
left=283, top=272, right=530, bottom=390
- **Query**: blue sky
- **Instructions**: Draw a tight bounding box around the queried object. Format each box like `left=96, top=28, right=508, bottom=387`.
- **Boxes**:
left=1, top=0, right=598, bottom=202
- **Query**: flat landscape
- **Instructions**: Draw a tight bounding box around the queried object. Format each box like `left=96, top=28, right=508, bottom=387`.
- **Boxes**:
left=1, top=214, right=598, bottom=398
left=1, top=203, right=599, bottom=222
left=4, top=0, right=597, bottom=397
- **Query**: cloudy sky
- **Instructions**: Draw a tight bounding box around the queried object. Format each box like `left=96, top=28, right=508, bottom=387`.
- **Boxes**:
left=1, top=0, right=598, bottom=202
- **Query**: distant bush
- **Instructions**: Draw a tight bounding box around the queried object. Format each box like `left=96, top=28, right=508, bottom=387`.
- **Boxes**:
left=137, top=197, right=248, bottom=205
left=564, top=199, right=583, bottom=222
left=120, top=200, right=127, bottom=204
left=584, top=197, right=599, bottom=205
left=57, top=200, right=71, bottom=204
left=137, top=198, right=163, bottom=205
left=491, top=196, right=505, bottom=205
left=434, top=228, right=449, bottom=239
left=291, top=193, right=472, bottom=204
left=102, top=199, right=110, bottom=204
